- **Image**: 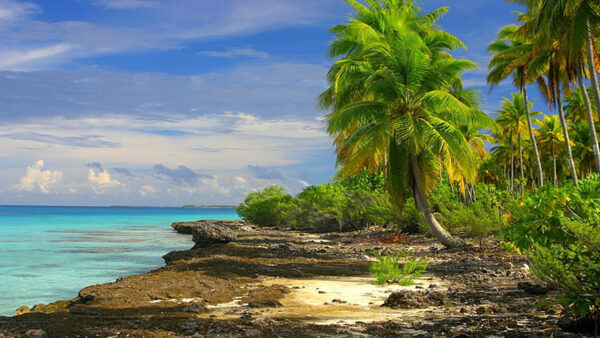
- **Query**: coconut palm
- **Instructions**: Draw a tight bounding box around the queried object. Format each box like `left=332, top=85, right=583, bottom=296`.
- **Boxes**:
left=320, top=0, right=492, bottom=247
left=536, top=115, right=565, bottom=186
left=495, top=93, right=541, bottom=193
left=564, top=87, right=595, bottom=123
left=487, top=24, right=545, bottom=187
left=518, top=0, right=600, bottom=173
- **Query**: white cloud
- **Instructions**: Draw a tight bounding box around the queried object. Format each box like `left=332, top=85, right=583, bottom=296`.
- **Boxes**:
left=0, top=44, right=73, bottom=70
left=13, top=160, right=62, bottom=194
left=88, top=169, right=122, bottom=193
left=0, top=1, right=343, bottom=70
left=198, top=48, right=269, bottom=59
left=298, top=179, right=310, bottom=188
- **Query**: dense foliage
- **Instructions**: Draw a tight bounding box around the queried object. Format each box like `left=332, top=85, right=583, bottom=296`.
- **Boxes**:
left=504, top=175, right=600, bottom=319
left=237, top=171, right=398, bottom=232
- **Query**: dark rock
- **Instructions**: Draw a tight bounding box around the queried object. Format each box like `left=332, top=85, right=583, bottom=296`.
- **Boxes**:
left=517, top=282, right=549, bottom=295
left=382, top=290, right=448, bottom=309
left=192, top=224, right=237, bottom=248
left=332, top=299, right=347, bottom=304
left=558, top=312, right=598, bottom=335
left=172, top=220, right=247, bottom=234
left=183, top=303, right=208, bottom=313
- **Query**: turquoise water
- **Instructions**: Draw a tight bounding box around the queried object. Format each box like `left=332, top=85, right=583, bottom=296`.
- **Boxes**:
left=0, top=205, right=240, bottom=316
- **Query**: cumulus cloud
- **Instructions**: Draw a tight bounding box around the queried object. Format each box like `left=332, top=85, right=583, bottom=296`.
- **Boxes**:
left=248, top=165, right=284, bottom=180
left=88, top=168, right=122, bottom=193
left=198, top=48, right=269, bottom=59
left=153, top=164, right=212, bottom=186
left=13, top=160, right=62, bottom=194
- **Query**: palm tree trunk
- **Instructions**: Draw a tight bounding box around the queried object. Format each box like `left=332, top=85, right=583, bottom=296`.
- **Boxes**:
left=552, top=145, right=557, bottom=187
left=586, top=19, right=600, bottom=127
left=555, top=84, right=579, bottom=186
left=577, top=61, right=600, bottom=172
left=523, top=86, right=544, bottom=186
left=518, top=134, right=524, bottom=195
left=510, top=140, right=515, bottom=195
left=409, top=151, right=463, bottom=248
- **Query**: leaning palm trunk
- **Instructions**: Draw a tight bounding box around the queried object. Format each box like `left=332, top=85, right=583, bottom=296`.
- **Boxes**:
left=555, top=85, right=579, bottom=186
left=409, top=151, right=463, bottom=248
left=578, top=61, right=600, bottom=172
left=523, top=86, right=544, bottom=186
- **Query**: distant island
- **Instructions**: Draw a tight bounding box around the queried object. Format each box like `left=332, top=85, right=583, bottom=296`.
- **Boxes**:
left=182, top=205, right=237, bottom=209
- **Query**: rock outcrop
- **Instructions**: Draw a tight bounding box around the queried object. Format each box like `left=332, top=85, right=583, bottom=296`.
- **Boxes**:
left=192, top=224, right=237, bottom=248
left=171, top=220, right=248, bottom=234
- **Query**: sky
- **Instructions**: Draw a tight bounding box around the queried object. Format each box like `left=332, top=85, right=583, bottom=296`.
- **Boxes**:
left=0, top=0, right=529, bottom=206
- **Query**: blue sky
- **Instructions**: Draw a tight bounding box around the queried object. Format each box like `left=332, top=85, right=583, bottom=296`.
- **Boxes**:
left=0, top=0, right=534, bottom=206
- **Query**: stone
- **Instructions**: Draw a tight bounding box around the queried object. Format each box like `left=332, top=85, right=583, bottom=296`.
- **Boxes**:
left=382, top=290, right=448, bottom=309
left=24, top=330, right=47, bottom=338
left=14, top=305, right=30, bottom=316
left=518, top=282, right=549, bottom=295
left=192, top=224, right=237, bottom=248
left=183, top=303, right=208, bottom=313
left=172, top=220, right=247, bottom=234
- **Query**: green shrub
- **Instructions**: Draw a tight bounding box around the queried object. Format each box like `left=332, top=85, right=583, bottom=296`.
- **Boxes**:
left=369, top=250, right=429, bottom=286
left=504, top=174, right=600, bottom=320
left=428, top=179, right=509, bottom=244
left=237, top=170, right=399, bottom=232
left=236, top=186, right=293, bottom=227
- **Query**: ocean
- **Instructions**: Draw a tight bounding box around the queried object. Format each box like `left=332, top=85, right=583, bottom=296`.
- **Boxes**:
left=0, top=205, right=240, bottom=317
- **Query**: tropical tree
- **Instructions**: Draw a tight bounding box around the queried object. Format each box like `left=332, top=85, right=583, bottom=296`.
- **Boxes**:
left=564, top=87, right=594, bottom=123
left=536, top=115, right=564, bottom=186
left=518, top=0, right=600, bottom=173
left=495, top=93, right=540, bottom=193
left=487, top=24, right=545, bottom=187
left=320, top=0, right=492, bottom=247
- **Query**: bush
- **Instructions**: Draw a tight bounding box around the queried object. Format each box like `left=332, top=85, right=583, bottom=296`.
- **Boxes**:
left=428, top=179, right=509, bottom=245
left=504, top=174, right=600, bottom=321
left=236, top=186, right=293, bottom=227
left=237, top=170, right=399, bottom=232
left=369, top=250, right=429, bottom=286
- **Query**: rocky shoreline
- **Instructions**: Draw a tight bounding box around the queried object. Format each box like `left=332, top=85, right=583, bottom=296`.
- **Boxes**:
left=0, top=220, right=587, bottom=337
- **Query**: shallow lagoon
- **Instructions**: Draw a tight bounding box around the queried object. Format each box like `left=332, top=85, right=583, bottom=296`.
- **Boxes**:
left=0, top=205, right=239, bottom=316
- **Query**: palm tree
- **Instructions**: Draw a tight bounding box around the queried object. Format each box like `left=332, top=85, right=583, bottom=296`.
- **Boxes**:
left=519, top=0, right=600, bottom=173
left=495, top=93, right=540, bottom=193
left=320, top=0, right=492, bottom=247
left=571, top=121, right=598, bottom=177
left=487, top=25, right=545, bottom=187
left=536, top=115, right=564, bottom=186
left=564, top=87, right=594, bottom=123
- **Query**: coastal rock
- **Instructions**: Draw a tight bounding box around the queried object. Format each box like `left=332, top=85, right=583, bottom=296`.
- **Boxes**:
left=172, top=220, right=248, bottom=234
left=14, top=305, right=30, bottom=316
left=382, top=290, right=448, bottom=309
left=192, top=224, right=237, bottom=248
